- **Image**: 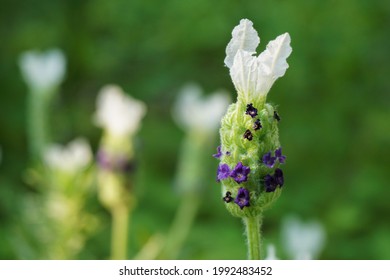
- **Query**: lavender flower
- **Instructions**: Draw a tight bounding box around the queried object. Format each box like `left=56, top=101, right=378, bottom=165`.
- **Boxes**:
left=223, top=191, right=233, bottom=203
left=264, top=174, right=277, bottom=192
left=262, top=152, right=276, bottom=168
left=217, top=163, right=231, bottom=182
left=234, top=187, right=250, bottom=209
left=264, top=168, right=284, bottom=192
left=253, top=119, right=262, bottom=130
left=245, top=103, right=258, bottom=118
left=274, top=168, right=284, bottom=187
left=213, top=146, right=222, bottom=159
left=243, top=129, right=253, bottom=141
left=275, top=147, right=286, bottom=164
left=230, top=162, right=250, bottom=183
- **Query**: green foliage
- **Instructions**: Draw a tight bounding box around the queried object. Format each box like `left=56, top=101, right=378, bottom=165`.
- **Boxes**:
left=0, top=0, right=389, bottom=259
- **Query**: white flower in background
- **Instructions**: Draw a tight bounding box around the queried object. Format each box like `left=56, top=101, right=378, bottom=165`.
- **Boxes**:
left=265, top=244, right=279, bottom=260
left=224, top=19, right=292, bottom=103
left=94, top=85, right=147, bottom=138
left=281, top=215, right=326, bottom=260
left=173, top=83, right=230, bottom=133
left=43, top=138, right=92, bottom=173
left=19, top=48, right=66, bottom=92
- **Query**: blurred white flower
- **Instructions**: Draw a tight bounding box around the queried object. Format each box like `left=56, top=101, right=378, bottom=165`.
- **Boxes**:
left=19, top=48, right=66, bottom=92
left=94, top=85, right=147, bottom=138
left=281, top=215, right=326, bottom=260
left=225, top=19, right=292, bottom=102
left=43, top=138, right=92, bottom=173
left=173, top=83, right=230, bottom=133
left=265, top=244, right=279, bottom=260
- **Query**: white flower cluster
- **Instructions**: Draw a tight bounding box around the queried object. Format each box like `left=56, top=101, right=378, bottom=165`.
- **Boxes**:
left=43, top=138, right=92, bottom=173
left=19, top=49, right=66, bottom=92
left=94, top=85, right=147, bottom=138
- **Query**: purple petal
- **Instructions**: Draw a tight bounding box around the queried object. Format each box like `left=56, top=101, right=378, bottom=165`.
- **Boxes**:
left=262, top=152, right=276, bottom=168
left=274, top=168, right=284, bottom=187
left=275, top=147, right=286, bottom=164
left=264, top=174, right=277, bottom=192
left=230, top=162, right=250, bottom=183
left=234, top=187, right=250, bottom=209
left=213, top=146, right=222, bottom=159
left=217, top=163, right=230, bottom=182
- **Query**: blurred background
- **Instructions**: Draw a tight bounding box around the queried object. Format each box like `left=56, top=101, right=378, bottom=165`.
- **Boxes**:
left=0, top=0, right=389, bottom=259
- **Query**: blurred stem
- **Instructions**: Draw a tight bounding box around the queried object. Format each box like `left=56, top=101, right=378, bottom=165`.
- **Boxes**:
left=243, top=214, right=263, bottom=260
left=27, top=90, right=51, bottom=160
left=111, top=203, right=130, bottom=260
left=160, top=193, right=200, bottom=259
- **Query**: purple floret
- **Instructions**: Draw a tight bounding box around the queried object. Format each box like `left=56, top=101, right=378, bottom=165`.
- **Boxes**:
left=264, top=168, right=285, bottom=192
left=274, top=168, right=284, bottom=187
left=245, top=103, right=258, bottom=118
left=264, top=174, right=277, bottom=192
left=234, top=187, right=250, bottom=209
left=213, top=146, right=222, bottom=159
left=230, top=162, right=250, bottom=183
left=275, top=147, right=286, bottom=164
left=262, top=152, right=276, bottom=168
left=217, top=163, right=231, bottom=182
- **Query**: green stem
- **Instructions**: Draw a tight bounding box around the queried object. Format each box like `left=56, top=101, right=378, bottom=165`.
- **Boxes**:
left=111, top=204, right=130, bottom=260
left=243, top=214, right=262, bottom=260
left=160, top=193, right=200, bottom=259
left=27, top=90, right=51, bottom=160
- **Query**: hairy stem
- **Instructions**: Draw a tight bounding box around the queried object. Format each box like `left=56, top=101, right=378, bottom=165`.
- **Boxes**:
left=243, top=214, right=262, bottom=260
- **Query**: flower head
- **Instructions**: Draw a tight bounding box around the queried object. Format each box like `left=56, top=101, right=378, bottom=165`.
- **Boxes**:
left=230, top=162, right=250, bottom=183
left=173, top=83, right=230, bottom=133
left=217, top=19, right=291, bottom=218
left=234, top=187, right=250, bottom=209
left=19, top=49, right=66, bottom=92
left=217, top=163, right=231, bottom=182
left=43, top=138, right=92, bottom=173
left=94, top=85, right=146, bottom=138
left=225, top=19, right=292, bottom=103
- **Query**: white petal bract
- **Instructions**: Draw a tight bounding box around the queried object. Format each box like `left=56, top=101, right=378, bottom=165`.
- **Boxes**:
left=226, top=20, right=292, bottom=102
left=224, top=19, right=260, bottom=69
